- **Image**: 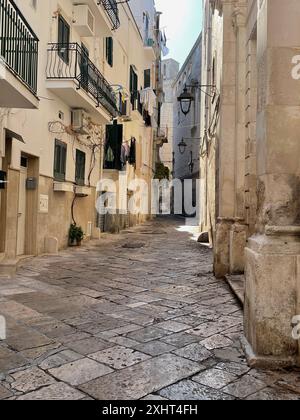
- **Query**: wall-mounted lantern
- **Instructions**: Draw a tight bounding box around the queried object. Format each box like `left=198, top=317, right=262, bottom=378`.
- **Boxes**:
left=178, top=138, right=187, bottom=155
left=177, top=85, right=194, bottom=116
left=177, top=83, right=216, bottom=116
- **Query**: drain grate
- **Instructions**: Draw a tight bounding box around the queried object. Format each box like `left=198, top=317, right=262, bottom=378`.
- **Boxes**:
left=122, top=242, right=146, bottom=249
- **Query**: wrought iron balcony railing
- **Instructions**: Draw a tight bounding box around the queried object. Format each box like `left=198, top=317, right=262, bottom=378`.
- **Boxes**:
left=46, top=43, right=118, bottom=118
left=100, top=0, right=120, bottom=31
left=0, top=0, right=39, bottom=94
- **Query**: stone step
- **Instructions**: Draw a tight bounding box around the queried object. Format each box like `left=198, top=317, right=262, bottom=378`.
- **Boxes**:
left=226, top=274, right=245, bottom=306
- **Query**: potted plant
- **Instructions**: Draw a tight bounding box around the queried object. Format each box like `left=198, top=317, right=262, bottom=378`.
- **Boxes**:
left=69, top=224, right=84, bottom=247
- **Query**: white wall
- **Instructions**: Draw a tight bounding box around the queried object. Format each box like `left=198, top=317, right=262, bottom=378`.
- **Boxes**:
left=160, top=59, right=179, bottom=172
left=173, top=35, right=202, bottom=181
left=129, top=0, right=156, bottom=45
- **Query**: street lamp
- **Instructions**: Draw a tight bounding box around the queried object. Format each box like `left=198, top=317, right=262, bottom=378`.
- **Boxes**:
left=188, top=151, right=194, bottom=174
left=178, top=138, right=187, bottom=155
left=177, top=83, right=216, bottom=116
left=177, top=85, right=194, bottom=116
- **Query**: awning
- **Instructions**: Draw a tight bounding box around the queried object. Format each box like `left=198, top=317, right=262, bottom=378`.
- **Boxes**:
left=5, top=129, right=25, bottom=143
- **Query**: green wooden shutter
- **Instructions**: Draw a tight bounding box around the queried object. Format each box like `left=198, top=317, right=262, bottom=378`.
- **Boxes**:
left=54, top=140, right=67, bottom=181
left=75, top=150, right=86, bottom=186
left=130, top=66, right=138, bottom=110
left=104, top=123, right=123, bottom=170
left=106, top=37, right=113, bottom=67
left=58, top=16, right=70, bottom=64
left=61, top=144, right=67, bottom=179
left=144, top=69, right=151, bottom=89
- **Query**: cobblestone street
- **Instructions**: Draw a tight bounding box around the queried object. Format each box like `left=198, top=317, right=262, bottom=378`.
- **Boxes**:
left=0, top=217, right=299, bottom=400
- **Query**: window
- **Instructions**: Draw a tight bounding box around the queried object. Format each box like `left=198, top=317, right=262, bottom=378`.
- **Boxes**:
left=130, top=66, right=138, bottom=110
left=119, top=93, right=127, bottom=116
left=20, top=156, right=28, bottom=168
left=81, top=43, right=89, bottom=91
left=106, top=37, right=114, bottom=67
left=138, top=89, right=143, bottom=115
left=54, top=140, right=67, bottom=181
left=144, top=69, right=151, bottom=89
left=75, top=150, right=86, bottom=186
left=58, top=15, right=70, bottom=64
left=104, top=122, right=123, bottom=171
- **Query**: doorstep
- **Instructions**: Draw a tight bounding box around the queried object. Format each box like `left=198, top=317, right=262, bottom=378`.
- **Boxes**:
left=225, top=274, right=245, bottom=306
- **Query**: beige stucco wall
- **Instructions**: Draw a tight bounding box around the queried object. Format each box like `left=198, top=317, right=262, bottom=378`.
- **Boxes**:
left=0, top=0, right=158, bottom=263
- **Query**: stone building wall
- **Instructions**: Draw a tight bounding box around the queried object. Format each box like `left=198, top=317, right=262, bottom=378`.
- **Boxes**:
left=201, top=0, right=300, bottom=367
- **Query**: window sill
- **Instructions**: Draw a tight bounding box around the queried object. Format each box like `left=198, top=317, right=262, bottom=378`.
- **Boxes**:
left=75, top=185, right=92, bottom=197
left=53, top=181, right=74, bottom=193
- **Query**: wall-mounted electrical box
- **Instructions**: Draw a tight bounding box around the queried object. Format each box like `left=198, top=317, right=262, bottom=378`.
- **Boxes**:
left=26, top=177, right=37, bottom=190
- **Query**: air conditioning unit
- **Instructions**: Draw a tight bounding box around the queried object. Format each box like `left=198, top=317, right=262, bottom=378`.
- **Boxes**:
left=73, top=5, right=95, bottom=37
left=71, top=109, right=89, bottom=135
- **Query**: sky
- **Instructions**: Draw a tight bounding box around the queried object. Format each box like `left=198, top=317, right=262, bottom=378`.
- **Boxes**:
left=155, top=0, right=203, bottom=67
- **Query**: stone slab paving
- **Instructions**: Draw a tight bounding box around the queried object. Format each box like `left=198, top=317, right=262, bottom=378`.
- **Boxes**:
left=89, top=346, right=151, bottom=370
left=0, top=217, right=299, bottom=400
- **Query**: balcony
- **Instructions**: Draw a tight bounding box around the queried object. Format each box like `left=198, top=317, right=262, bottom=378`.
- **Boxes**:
left=72, top=0, right=120, bottom=36
left=0, top=0, right=39, bottom=108
left=100, top=0, right=120, bottom=30
left=144, top=37, right=156, bottom=60
left=46, top=43, right=118, bottom=122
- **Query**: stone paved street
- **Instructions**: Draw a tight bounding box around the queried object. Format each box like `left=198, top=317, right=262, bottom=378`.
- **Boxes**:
left=0, top=217, right=300, bottom=400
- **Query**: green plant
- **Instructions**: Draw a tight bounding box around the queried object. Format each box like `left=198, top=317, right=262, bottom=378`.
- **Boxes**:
left=154, top=162, right=170, bottom=181
left=69, top=224, right=84, bottom=244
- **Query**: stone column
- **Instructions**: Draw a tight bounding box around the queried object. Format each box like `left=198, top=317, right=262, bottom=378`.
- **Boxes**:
left=214, top=0, right=237, bottom=277
left=244, top=0, right=300, bottom=367
left=214, top=0, right=248, bottom=277
left=229, top=2, right=248, bottom=275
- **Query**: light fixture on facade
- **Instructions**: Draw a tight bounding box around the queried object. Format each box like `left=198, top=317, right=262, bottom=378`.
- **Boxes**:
left=171, top=152, right=175, bottom=177
left=178, top=138, right=187, bottom=155
left=188, top=151, right=194, bottom=174
left=177, top=83, right=217, bottom=116
left=177, top=85, right=194, bottom=116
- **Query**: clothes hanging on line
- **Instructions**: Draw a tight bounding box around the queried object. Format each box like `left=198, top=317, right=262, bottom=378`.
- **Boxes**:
left=139, top=88, right=157, bottom=116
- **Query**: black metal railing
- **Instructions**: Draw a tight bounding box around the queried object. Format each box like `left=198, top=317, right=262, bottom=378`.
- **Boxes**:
left=0, top=0, right=39, bottom=94
left=99, top=0, right=120, bottom=31
left=46, top=43, right=119, bottom=118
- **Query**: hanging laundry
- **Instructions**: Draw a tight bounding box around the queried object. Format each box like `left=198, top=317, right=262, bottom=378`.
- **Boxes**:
left=161, top=31, right=169, bottom=56
left=106, top=146, right=115, bottom=163
left=140, top=88, right=157, bottom=116
left=104, top=121, right=123, bottom=170
left=123, top=142, right=130, bottom=159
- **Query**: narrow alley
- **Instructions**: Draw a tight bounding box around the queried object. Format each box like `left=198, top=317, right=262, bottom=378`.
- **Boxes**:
left=0, top=217, right=299, bottom=400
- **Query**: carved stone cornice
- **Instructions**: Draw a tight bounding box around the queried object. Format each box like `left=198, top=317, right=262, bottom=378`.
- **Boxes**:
left=232, top=1, right=247, bottom=29
left=209, top=0, right=223, bottom=16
